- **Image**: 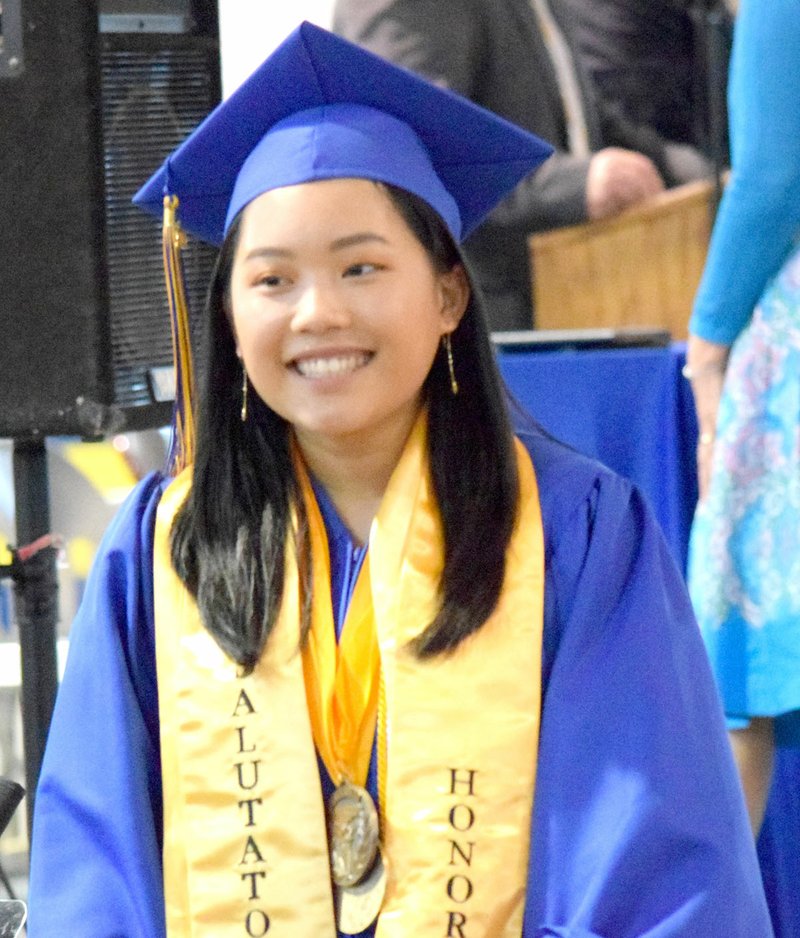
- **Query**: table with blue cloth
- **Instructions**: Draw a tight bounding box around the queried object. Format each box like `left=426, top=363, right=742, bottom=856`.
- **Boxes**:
left=498, top=340, right=800, bottom=938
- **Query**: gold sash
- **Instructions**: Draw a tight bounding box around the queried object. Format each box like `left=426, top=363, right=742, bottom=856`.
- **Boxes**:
left=154, top=420, right=544, bottom=936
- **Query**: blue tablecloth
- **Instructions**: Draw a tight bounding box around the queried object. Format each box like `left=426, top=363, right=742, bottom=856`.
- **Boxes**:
left=499, top=340, right=799, bottom=938
left=500, top=342, right=698, bottom=572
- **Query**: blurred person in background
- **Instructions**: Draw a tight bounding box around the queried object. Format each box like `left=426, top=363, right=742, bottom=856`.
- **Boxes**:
left=333, top=0, right=711, bottom=331
left=685, top=0, right=800, bottom=836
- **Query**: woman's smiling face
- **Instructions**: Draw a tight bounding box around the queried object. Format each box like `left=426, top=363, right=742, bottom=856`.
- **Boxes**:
left=228, top=177, right=468, bottom=451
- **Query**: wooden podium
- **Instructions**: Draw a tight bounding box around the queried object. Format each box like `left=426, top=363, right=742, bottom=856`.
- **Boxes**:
left=529, top=179, right=717, bottom=339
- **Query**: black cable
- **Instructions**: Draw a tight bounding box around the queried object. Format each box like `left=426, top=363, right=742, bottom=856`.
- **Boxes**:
left=0, top=778, right=24, bottom=901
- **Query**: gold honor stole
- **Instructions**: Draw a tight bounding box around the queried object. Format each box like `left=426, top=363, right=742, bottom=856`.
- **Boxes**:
left=153, top=418, right=544, bottom=937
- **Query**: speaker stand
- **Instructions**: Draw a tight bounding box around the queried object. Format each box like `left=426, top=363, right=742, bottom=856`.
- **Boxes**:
left=11, top=439, right=59, bottom=838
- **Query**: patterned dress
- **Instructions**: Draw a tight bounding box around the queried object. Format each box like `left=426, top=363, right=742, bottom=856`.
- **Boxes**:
left=689, top=245, right=800, bottom=727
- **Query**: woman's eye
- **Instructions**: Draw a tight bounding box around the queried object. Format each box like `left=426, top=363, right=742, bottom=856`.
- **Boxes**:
left=344, top=262, right=380, bottom=278
left=256, top=273, right=286, bottom=288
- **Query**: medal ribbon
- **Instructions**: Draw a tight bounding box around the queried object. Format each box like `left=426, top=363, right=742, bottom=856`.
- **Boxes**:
left=295, top=450, right=381, bottom=790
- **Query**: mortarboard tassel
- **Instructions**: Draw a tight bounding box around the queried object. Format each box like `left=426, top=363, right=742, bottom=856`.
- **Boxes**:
left=162, top=194, right=197, bottom=475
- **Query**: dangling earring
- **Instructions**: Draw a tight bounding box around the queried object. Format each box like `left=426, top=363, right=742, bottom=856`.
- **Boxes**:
left=443, top=333, right=458, bottom=395
left=240, top=365, right=249, bottom=422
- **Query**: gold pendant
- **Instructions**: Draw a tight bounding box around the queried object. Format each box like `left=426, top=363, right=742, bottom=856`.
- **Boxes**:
left=335, top=849, right=387, bottom=934
left=328, top=781, right=380, bottom=888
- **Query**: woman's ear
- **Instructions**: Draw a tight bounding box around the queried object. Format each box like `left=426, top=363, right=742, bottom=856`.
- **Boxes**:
left=439, top=263, right=470, bottom=331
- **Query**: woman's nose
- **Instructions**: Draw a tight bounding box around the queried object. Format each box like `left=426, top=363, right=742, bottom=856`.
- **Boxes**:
left=290, top=282, right=350, bottom=331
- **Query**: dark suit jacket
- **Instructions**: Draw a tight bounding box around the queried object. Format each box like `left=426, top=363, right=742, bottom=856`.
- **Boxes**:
left=333, top=0, right=692, bottom=329
left=557, top=0, right=732, bottom=147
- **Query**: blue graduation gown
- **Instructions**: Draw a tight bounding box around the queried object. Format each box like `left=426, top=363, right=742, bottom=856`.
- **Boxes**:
left=26, top=425, right=772, bottom=936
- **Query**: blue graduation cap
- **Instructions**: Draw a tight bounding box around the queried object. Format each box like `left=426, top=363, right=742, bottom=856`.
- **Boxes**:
left=133, top=20, right=553, bottom=245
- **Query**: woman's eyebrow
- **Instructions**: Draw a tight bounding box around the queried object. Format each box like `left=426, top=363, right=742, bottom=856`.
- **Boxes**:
left=241, top=246, right=293, bottom=262
left=330, top=232, right=390, bottom=251
left=241, top=233, right=389, bottom=263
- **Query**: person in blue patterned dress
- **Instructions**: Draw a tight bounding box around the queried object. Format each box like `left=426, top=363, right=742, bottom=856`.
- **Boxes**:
left=686, top=0, right=800, bottom=834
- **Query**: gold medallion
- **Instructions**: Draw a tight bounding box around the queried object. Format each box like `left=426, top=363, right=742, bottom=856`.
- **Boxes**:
left=328, top=781, right=380, bottom=888
left=335, top=850, right=387, bottom=934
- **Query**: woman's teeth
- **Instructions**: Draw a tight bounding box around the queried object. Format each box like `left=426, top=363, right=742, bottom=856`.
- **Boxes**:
left=294, top=353, right=370, bottom=378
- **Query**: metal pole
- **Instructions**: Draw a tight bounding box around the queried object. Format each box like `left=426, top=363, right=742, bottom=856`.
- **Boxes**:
left=690, top=1, right=732, bottom=213
left=12, top=438, right=59, bottom=837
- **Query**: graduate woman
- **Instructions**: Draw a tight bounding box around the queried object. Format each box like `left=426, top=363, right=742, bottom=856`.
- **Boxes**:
left=27, top=22, right=771, bottom=938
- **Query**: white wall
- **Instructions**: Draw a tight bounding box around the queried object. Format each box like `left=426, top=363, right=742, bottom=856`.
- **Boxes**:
left=218, top=1, right=336, bottom=98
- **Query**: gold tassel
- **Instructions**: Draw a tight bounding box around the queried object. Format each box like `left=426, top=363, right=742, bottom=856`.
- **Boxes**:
left=162, top=194, right=197, bottom=474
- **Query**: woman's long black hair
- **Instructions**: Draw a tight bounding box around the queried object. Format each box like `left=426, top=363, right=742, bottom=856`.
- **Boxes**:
left=171, top=183, right=520, bottom=673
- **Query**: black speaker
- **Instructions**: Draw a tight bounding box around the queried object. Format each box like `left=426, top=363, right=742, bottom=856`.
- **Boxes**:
left=0, top=0, right=220, bottom=439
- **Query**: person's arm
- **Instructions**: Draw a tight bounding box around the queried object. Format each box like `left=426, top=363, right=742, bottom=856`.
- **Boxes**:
left=596, top=98, right=711, bottom=187
left=526, top=469, right=771, bottom=935
left=684, top=335, right=730, bottom=501
left=546, top=0, right=710, bottom=187
left=690, top=0, right=800, bottom=346
left=26, top=475, right=166, bottom=938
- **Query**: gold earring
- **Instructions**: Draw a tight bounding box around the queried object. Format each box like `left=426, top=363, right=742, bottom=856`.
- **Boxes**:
left=444, top=334, right=458, bottom=395
left=241, top=366, right=248, bottom=422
